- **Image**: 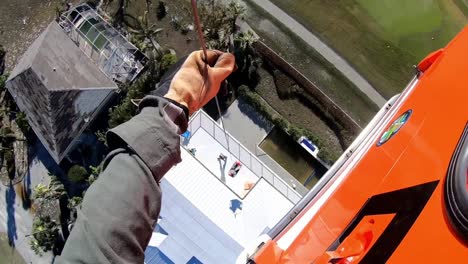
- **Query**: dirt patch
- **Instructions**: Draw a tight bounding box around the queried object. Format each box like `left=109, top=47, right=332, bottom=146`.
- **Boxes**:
left=103, top=0, right=200, bottom=58
left=255, top=67, right=344, bottom=158
left=0, top=0, right=81, bottom=72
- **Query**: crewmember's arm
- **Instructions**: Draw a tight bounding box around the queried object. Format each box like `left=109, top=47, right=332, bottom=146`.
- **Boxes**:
left=57, top=50, right=235, bottom=263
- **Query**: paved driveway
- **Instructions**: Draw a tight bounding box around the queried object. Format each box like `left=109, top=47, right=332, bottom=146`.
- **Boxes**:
left=222, top=99, right=272, bottom=152
left=221, top=99, right=308, bottom=195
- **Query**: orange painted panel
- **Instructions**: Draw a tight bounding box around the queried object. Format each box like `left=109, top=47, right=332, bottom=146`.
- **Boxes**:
left=253, top=26, right=468, bottom=263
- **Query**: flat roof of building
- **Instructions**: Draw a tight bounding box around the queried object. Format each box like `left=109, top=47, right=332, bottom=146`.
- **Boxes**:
left=144, top=111, right=296, bottom=263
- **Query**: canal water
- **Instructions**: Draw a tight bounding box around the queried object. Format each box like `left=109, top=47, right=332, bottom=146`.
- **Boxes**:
left=260, top=128, right=328, bottom=189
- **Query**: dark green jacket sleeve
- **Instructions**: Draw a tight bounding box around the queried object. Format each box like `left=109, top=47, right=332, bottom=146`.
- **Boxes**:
left=57, top=96, right=187, bottom=263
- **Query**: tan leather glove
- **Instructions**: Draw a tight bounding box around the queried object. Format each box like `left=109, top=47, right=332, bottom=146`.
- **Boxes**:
left=163, top=50, right=236, bottom=115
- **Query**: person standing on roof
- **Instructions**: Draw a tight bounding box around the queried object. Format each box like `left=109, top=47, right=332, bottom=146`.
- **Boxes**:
left=56, top=50, right=236, bottom=263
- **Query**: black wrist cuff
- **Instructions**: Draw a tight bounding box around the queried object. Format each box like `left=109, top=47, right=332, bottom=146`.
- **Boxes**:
left=163, top=97, right=189, bottom=120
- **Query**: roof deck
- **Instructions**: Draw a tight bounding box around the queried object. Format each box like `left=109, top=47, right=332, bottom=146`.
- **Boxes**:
left=185, top=111, right=302, bottom=203
left=143, top=111, right=300, bottom=263
left=186, top=128, right=260, bottom=197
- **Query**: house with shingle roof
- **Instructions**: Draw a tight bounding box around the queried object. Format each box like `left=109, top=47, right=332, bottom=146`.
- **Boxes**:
left=6, top=2, right=147, bottom=163
left=6, top=21, right=118, bottom=163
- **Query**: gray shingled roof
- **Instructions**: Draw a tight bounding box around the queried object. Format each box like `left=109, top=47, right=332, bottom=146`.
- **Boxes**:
left=6, top=22, right=117, bottom=163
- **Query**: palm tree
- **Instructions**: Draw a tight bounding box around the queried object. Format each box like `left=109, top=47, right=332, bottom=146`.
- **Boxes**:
left=125, top=11, right=164, bottom=56
left=227, top=1, right=245, bottom=33
left=235, top=30, right=257, bottom=50
left=199, top=0, right=246, bottom=51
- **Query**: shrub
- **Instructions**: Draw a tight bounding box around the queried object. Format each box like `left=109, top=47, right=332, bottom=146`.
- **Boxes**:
left=160, top=53, right=177, bottom=72
left=108, top=99, right=135, bottom=129
left=30, top=214, right=61, bottom=256
left=87, top=165, right=102, bottom=185
left=247, top=64, right=260, bottom=88
left=109, top=75, right=155, bottom=128
left=95, top=130, right=107, bottom=146
left=29, top=175, right=66, bottom=255
left=33, top=176, right=66, bottom=202
left=288, top=126, right=303, bottom=141
left=16, top=111, right=30, bottom=134
left=0, top=126, right=14, bottom=138
left=237, top=86, right=337, bottom=165
left=67, top=165, right=88, bottom=183
left=272, top=117, right=289, bottom=131
left=0, top=74, right=7, bottom=89
left=67, top=196, right=83, bottom=210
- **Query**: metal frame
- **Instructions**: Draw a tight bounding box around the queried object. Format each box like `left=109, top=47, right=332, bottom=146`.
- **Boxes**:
left=58, top=3, right=147, bottom=83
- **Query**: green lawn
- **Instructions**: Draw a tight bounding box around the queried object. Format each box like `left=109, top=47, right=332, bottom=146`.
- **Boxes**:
left=245, top=1, right=379, bottom=126
left=269, top=0, right=468, bottom=98
left=358, top=0, right=443, bottom=39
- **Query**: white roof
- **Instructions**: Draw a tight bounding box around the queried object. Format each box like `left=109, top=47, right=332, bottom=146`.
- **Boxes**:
left=186, top=128, right=259, bottom=197
left=144, top=131, right=294, bottom=263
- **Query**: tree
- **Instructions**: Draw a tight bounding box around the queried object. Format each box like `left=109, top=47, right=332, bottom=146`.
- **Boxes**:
left=199, top=0, right=246, bottom=50
left=273, top=117, right=289, bottom=131
left=16, top=111, right=30, bottom=135
left=125, top=11, right=164, bottom=56
left=227, top=1, right=246, bottom=33
left=287, top=126, right=303, bottom=141
left=67, top=165, right=88, bottom=183
left=0, top=127, right=16, bottom=179
left=108, top=100, right=135, bottom=129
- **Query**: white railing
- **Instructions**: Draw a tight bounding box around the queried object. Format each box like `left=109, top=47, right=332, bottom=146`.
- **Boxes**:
left=186, top=111, right=302, bottom=204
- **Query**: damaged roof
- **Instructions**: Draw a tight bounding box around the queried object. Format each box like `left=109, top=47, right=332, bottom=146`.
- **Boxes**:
left=6, top=21, right=117, bottom=163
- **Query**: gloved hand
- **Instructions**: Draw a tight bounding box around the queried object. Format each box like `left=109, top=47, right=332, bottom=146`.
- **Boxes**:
left=161, top=50, right=236, bottom=115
